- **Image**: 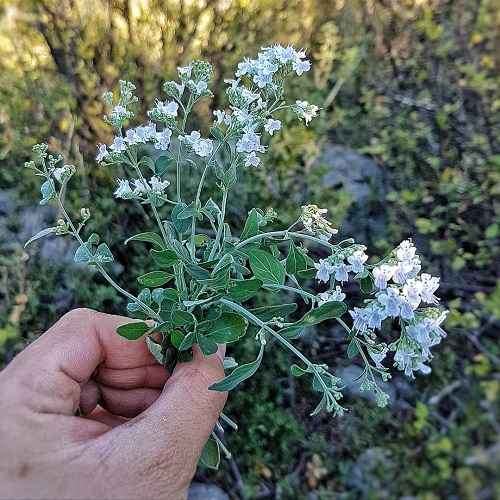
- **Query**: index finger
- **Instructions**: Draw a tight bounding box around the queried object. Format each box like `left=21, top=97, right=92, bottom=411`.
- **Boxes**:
left=2, top=308, right=165, bottom=416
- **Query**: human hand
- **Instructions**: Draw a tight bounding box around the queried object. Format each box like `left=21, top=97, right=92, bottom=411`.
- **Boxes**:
left=0, top=308, right=227, bottom=499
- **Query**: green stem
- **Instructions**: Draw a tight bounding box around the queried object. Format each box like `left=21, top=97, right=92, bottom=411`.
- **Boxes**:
left=263, top=284, right=316, bottom=301
left=208, top=190, right=228, bottom=260
left=232, top=230, right=338, bottom=253
left=219, top=299, right=312, bottom=367
left=55, top=191, right=162, bottom=322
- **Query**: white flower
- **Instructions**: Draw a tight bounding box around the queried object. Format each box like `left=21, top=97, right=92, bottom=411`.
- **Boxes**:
left=378, top=287, right=401, bottom=318
left=369, top=346, right=388, bottom=369
left=317, top=286, right=346, bottom=305
left=402, top=278, right=423, bottom=309
left=177, top=63, right=193, bottom=79
left=293, top=59, right=311, bottom=76
left=397, top=240, right=417, bottom=262
left=244, top=152, right=260, bottom=168
left=114, top=179, right=133, bottom=198
left=150, top=176, right=170, bottom=191
left=154, top=129, right=172, bottom=151
left=155, top=99, right=179, bottom=117
left=420, top=273, right=440, bottom=304
left=194, top=138, right=214, bottom=157
left=347, top=250, right=368, bottom=274
left=332, top=263, right=353, bottom=284
left=349, top=307, right=370, bottom=332
left=373, top=264, right=395, bottom=289
left=314, top=259, right=336, bottom=283
left=213, top=110, right=230, bottom=126
left=293, top=100, right=320, bottom=125
left=52, top=166, right=67, bottom=182
left=110, top=136, right=126, bottom=152
left=95, top=144, right=108, bottom=163
left=264, top=119, right=282, bottom=136
left=133, top=179, right=150, bottom=195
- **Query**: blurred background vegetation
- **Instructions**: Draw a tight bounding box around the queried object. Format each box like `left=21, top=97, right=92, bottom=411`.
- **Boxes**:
left=0, top=0, right=498, bottom=498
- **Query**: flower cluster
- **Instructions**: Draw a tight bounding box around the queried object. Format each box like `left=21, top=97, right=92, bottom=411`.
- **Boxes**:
left=300, top=205, right=339, bottom=241
left=114, top=176, right=171, bottom=199
left=292, top=100, right=321, bottom=126
left=345, top=240, right=446, bottom=377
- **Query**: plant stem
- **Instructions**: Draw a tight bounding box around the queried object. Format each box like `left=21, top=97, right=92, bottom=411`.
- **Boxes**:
left=263, top=284, right=316, bottom=300
left=219, top=299, right=312, bottom=367
left=208, top=189, right=228, bottom=260
left=55, top=190, right=162, bottom=322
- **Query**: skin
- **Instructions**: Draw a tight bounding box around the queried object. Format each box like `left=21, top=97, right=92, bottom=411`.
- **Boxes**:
left=0, top=308, right=227, bottom=500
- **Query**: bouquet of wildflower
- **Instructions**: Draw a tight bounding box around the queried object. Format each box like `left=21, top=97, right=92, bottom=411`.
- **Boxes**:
left=25, top=44, right=447, bottom=467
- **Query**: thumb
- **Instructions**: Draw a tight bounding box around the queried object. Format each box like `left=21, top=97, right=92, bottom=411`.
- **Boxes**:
left=99, top=345, right=228, bottom=497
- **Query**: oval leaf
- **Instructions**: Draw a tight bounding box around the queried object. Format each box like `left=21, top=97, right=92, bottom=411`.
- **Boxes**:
left=199, top=436, right=220, bottom=469
left=249, top=249, right=285, bottom=285
left=205, top=312, right=246, bottom=343
left=197, top=333, right=219, bottom=355
left=209, top=343, right=264, bottom=392
left=125, top=232, right=165, bottom=249
left=151, top=249, right=178, bottom=268
left=138, top=271, right=174, bottom=287
left=227, top=278, right=263, bottom=302
left=116, top=321, right=150, bottom=340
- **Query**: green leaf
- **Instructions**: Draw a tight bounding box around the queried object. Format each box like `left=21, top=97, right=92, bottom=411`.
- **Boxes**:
left=176, top=201, right=203, bottom=220
left=200, top=198, right=221, bottom=222
left=93, top=243, right=114, bottom=263
left=285, top=243, right=307, bottom=274
left=198, top=265, right=231, bottom=289
left=199, top=436, right=220, bottom=469
left=205, top=312, right=246, bottom=343
left=74, top=239, right=93, bottom=263
left=210, top=343, right=264, bottom=392
left=248, top=303, right=298, bottom=322
left=185, top=264, right=212, bottom=280
left=240, top=209, right=259, bottom=241
left=210, top=126, right=224, bottom=141
left=40, top=179, right=55, bottom=205
left=280, top=301, right=348, bottom=339
left=194, top=234, right=211, bottom=247
left=347, top=340, right=360, bottom=358
left=360, top=275, right=374, bottom=294
left=171, top=309, right=196, bottom=326
left=159, top=290, right=177, bottom=304
left=151, top=288, right=165, bottom=305
left=227, top=278, right=263, bottom=302
left=139, top=156, right=156, bottom=173
left=179, top=331, right=196, bottom=351
left=290, top=364, right=308, bottom=377
left=171, top=203, right=190, bottom=233
left=223, top=164, right=237, bottom=189
left=297, top=268, right=318, bottom=279
left=151, top=249, right=178, bottom=268
left=138, top=271, right=174, bottom=287
left=171, top=330, right=185, bottom=349
left=146, top=336, right=163, bottom=364
left=248, top=249, right=285, bottom=285
left=24, top=227, right=57, bottom=248
left=116, top=321, right=151, bottom=340
left=125, top=232, right=165, bottom=249
left=155, top=155, right=173, bottom=175
left=197, top=332, right=219, bottom=355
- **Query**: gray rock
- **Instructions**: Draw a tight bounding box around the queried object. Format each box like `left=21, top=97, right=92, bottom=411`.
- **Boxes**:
left=314, top=144, right=387, bottom=244
left=0, top=189, right=78, bottom=264
left=188, top=482, right=230, bottom=500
